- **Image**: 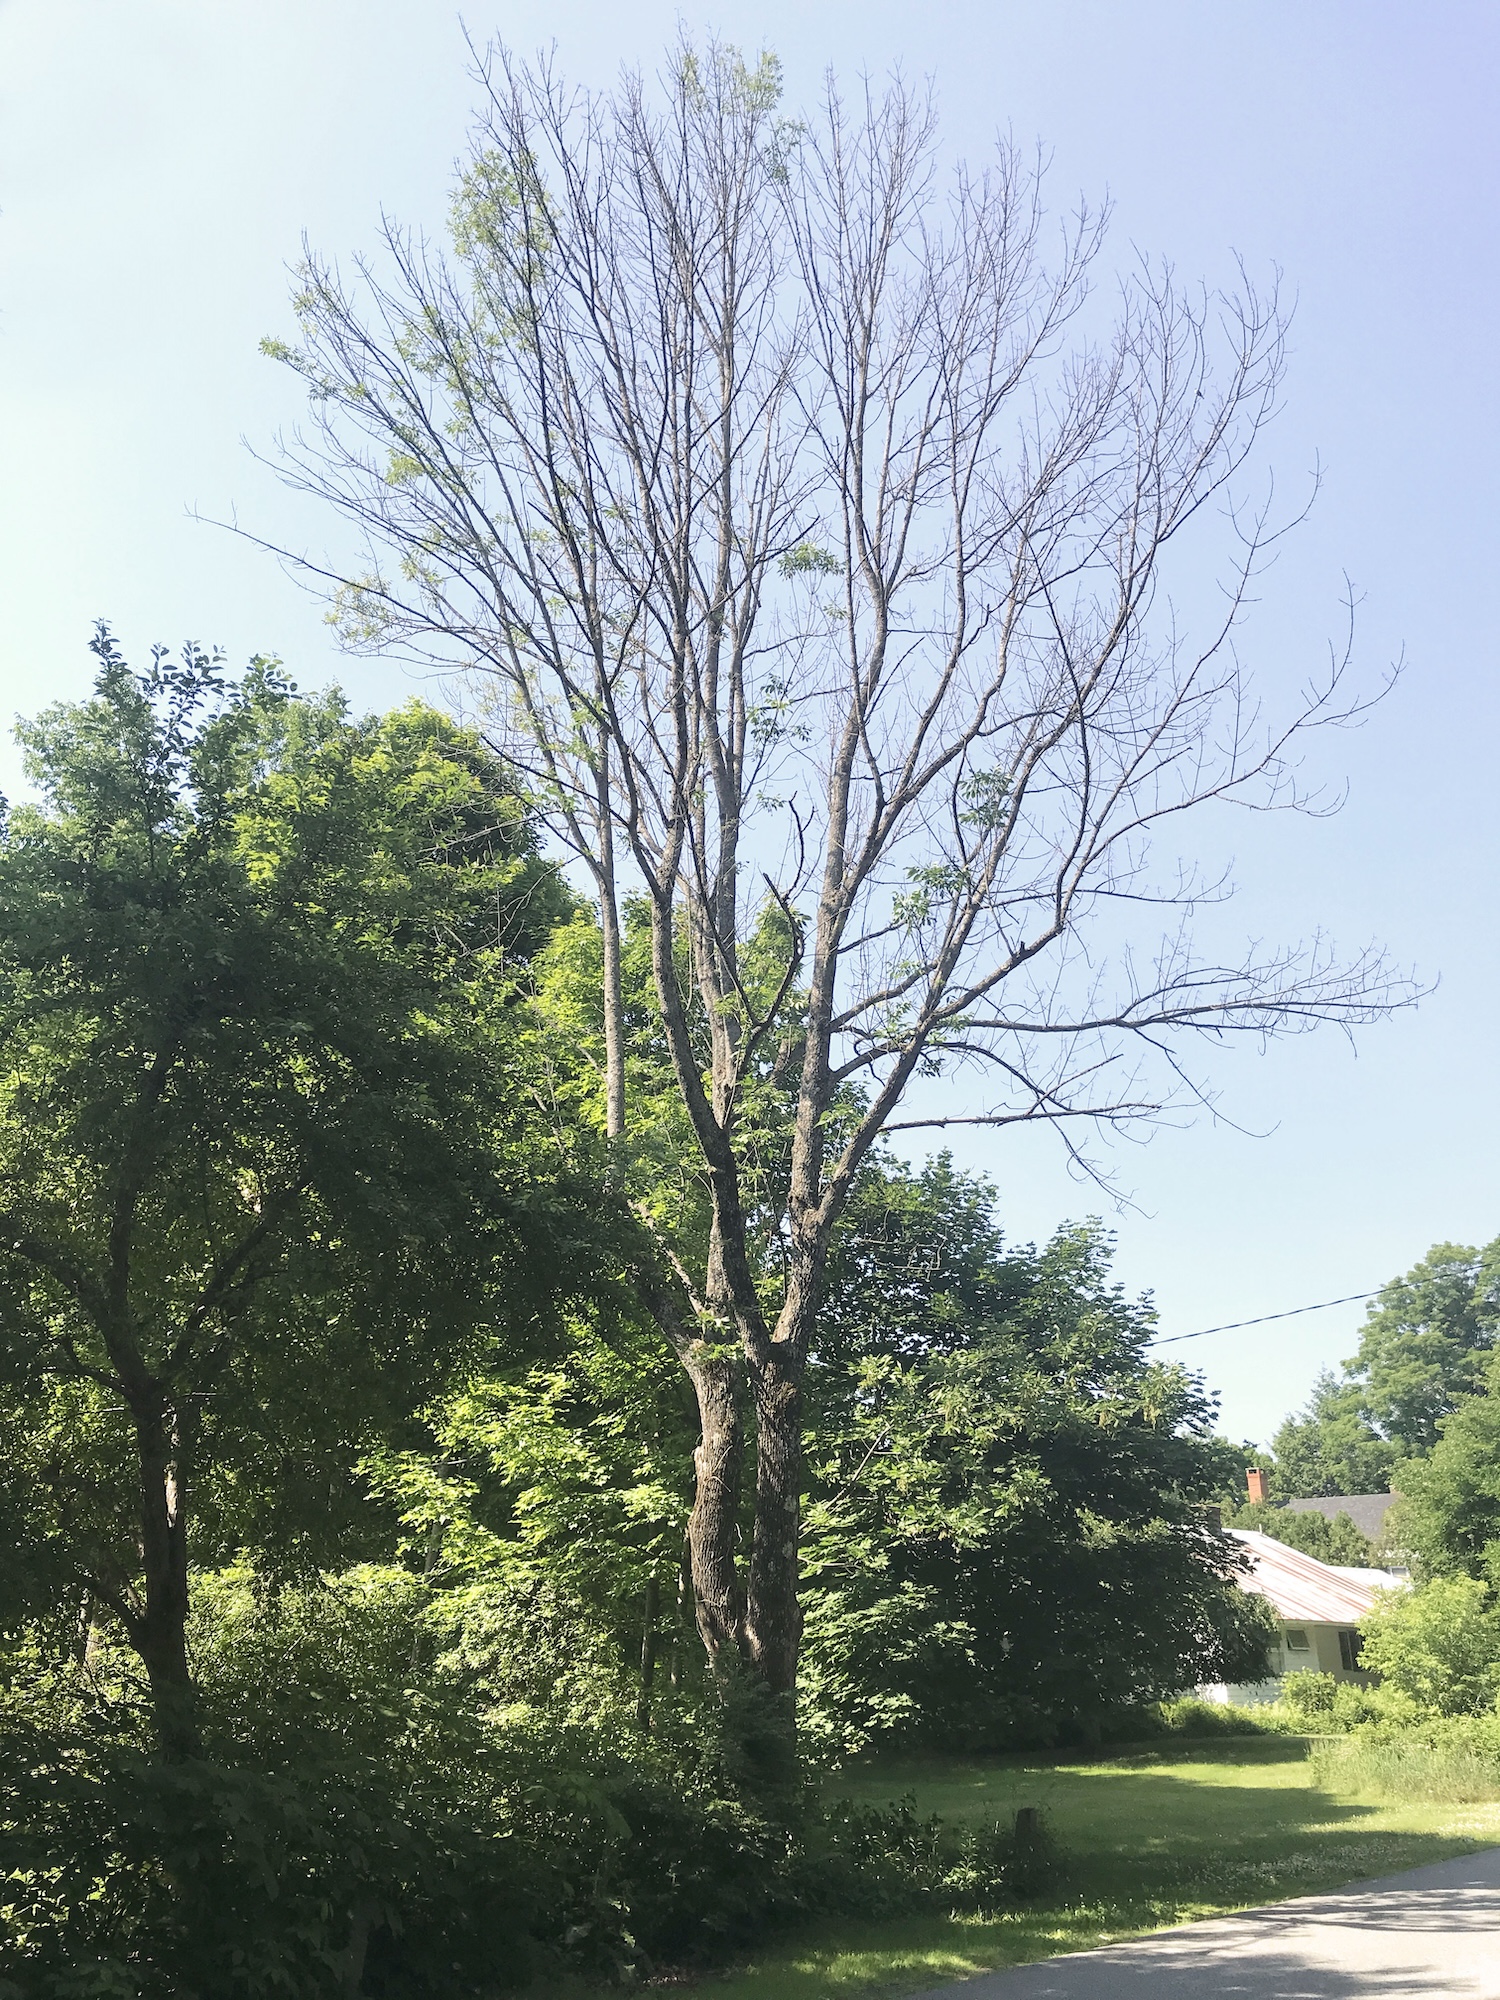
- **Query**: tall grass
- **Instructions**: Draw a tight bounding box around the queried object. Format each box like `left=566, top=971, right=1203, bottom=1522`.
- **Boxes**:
left=1311, top=1735, right=1500, bottom=1805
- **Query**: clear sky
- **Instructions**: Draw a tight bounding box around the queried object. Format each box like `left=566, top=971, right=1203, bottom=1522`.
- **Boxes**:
left=2, top=0, right=1496, bottom=1446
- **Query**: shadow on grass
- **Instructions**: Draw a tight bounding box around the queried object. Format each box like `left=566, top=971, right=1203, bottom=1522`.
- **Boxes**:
left=677, top=1741, right=1499, bottom=1999
left=836, top=1738, right=1361, bottom=1883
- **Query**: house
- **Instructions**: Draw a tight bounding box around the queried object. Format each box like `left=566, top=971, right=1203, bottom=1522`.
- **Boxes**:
left=1199, top=1529, right=1408, bottom=1707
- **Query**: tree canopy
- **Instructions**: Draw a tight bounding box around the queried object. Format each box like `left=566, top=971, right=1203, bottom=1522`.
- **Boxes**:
left=800, top=1175, right=1269, bottom=1753
left=0, top=632, right=577, bottom=1753
left=1268, top=1238, right=1500, bottom=1501
left=1390, top=1349, right=1500, bottom=1585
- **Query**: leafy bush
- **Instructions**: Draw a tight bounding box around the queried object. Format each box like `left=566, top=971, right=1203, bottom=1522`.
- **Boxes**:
left=1152, top=1697, right=1279, bottom=1738
left=1268, top=1670, right=1386, bottom=1733
left=1275, top=1669, right=1340, bottom=1724
left=0, top=1711, right=1072, bottom=1993
left=0, top=1569, right=1075, bottom=1992
left=0, top=1710, right=546, bottom=1998
left=1358, top=1576, right=1500, bottom=1717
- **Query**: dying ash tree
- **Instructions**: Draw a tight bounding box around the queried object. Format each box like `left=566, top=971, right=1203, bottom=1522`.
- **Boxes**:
left=256, top=41, right=1414, bottom=1710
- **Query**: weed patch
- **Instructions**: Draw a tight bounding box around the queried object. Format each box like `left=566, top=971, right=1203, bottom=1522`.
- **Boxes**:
left=1309, top=1734, right=1500, bottom=1804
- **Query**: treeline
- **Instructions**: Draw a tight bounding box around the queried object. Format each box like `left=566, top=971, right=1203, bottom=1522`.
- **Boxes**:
left=0, top=652, right=1268, bottom=1994
left=1222, top=1238, right=1500, bottom=1578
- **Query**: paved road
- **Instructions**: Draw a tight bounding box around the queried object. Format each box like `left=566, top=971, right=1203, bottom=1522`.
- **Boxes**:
left=915, top=1848, right=1500, bottom=1998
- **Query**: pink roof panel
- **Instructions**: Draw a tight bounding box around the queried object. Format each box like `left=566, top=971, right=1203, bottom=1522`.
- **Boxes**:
left=1226, top=1529, right=1400, bottom=1625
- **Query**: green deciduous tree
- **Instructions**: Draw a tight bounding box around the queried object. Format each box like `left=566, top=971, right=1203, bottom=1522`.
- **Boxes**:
left=799, top=1174, right=1268, bottom=1752
left=1271, top=1373, right=1398, bottom=1500
left=1221, top=1499, right=1376, bottom=1567
left=1390, top=1348, right=1500, bottom=1585
left=1271, top=1239, right=1500, bottom=1498
left=0, top=633, right=572, bottom=1756
left=1355, top=1242, right=1500, bottom=1453
left=1358, top=1574, right=1500, bottom=1718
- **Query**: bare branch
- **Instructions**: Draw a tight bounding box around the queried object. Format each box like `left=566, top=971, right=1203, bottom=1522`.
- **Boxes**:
left=253, top=37, right=1417, bottom=1691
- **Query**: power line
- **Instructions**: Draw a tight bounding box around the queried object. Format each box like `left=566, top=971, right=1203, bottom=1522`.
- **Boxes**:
left=1151, top=1291, right=1376, bottom=1347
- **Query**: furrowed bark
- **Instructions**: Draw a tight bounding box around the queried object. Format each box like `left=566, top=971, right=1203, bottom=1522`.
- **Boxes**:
left=631, top=1250, right=750, bottom=1672
left=682, top=1345, right=746, bottom=1671
left=743, top=1346, right=804, bottom=1697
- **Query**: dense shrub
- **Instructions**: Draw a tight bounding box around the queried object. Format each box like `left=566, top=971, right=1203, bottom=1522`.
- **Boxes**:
left=0, top=1712, right=1072, bottom=1995
left=1269, top=1669, right=1386, bottom=1733
left=1274, top=1653, right=1500, bottom=1803
left=0, top=1719, right=547, bottom=1998
left=0, top=1569, right=1074, bottom=1994
left=1151, top=1697, right=1280, bottom=1739
left=1358, top=1576, right=1500, bottom=1717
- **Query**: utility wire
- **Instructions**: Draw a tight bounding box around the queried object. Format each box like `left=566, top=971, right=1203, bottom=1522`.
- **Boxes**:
left=1151, top=1291, right=1376, bottom=1347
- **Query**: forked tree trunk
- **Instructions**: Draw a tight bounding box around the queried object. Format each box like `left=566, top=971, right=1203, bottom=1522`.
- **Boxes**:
left=132, top=1402, right=201, bottom=1761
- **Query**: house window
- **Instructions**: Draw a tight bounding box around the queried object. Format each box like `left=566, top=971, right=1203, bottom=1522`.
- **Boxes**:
left=1284, top=1628, right=1311, bottom=1652
left=1338, top=1629, right=1363, bottom=1672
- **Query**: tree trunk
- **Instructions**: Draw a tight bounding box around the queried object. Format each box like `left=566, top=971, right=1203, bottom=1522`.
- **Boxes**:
left=636, top=1574, right=661, bottom=1730
left=744, top=1348, right=804, bottom=1697
left=596, top=768, right=627, bottom=1143
left=71, top=1589, right=94, bottom=1668
left=133, top=1401, right=200, bottom=1760
left=669, top=1540, right=691, bottom=1691
left=600, top=884, right=627, bottom=1143
left=682, top=1346, right=745, bottom=1671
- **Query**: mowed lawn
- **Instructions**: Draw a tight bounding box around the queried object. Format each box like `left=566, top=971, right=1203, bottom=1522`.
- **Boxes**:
left=692, top=1738, right=1500, bottom=1999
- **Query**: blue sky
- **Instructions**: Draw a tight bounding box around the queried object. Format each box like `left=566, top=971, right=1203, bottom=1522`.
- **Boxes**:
left=2, top=0, right=1496, bottom=1444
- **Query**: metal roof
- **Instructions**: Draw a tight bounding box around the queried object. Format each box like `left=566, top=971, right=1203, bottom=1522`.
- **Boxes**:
left=1227, top=1529, right=1404, bottom=1625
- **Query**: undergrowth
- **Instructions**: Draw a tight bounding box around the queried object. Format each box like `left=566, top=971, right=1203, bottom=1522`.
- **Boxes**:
left=1309, top=1734, right=1500, bottom=1804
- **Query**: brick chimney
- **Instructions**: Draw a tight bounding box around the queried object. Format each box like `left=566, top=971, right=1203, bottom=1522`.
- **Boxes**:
left=1246, top=1467, right=1269, bottom=1505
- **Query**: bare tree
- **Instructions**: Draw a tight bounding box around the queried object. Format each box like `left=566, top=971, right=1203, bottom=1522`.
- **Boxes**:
left=254, top=40, right=1414, bottom=1711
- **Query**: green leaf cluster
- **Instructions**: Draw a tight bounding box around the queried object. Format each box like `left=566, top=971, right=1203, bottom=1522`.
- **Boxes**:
left=1269, top=1238, right=1500, bottom=1500
left=799, top=1164, right=1269, bottom=1755
left=0, top=631, right=581, bottom=1654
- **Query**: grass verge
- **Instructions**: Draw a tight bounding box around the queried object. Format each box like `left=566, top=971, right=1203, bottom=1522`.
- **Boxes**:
left=683, top=1737, right=1500, bottom=1998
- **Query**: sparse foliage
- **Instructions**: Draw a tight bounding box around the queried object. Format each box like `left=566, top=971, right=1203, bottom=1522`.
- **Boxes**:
left=258, top=35, right=1413, bottom=1706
